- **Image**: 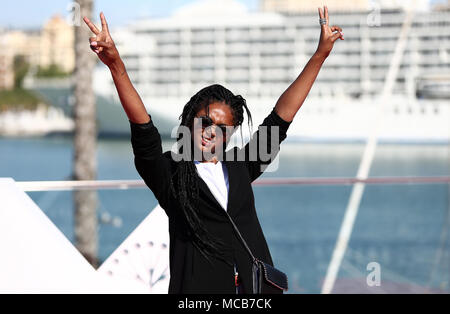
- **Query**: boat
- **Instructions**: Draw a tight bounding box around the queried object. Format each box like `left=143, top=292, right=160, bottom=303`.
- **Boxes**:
left=28, top=0, right=450, bottom=143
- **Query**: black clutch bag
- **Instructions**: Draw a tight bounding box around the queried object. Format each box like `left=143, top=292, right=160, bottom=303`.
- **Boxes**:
left=253, top=258, right=289, bottom=293
left=225, top=211, right=288, bottom=294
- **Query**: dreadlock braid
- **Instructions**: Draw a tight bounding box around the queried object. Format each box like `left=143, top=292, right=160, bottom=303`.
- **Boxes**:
left=168, top=84, right=253, bottom=264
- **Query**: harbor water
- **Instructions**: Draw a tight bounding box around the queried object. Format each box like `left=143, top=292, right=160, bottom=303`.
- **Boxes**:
left=1, top=136, right=449, bottom=293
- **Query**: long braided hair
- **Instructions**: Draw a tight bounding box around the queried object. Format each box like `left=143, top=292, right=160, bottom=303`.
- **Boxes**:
left=168, top=84, right=253, bottom=263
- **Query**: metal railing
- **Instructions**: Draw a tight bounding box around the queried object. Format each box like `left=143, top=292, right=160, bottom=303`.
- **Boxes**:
left=16, top=176, right=450, bottom=192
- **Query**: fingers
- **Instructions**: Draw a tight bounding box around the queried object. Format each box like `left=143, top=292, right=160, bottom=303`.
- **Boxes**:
left=89, top=37, right=101, bottom=53
left=91, top=41, right=112, bottom=49
left=318, top=6, right=328, bottom=28
left=83, top=16, right=100, bottom=35
left=331, top=25, right=344, bottom=39
left=92, top=47, right=103, bottom=54
left=331, top=25, right=342, bottom=33
left=318, top=7, right=324, bottom=19
left=331, top=31, right=343, bottom=42
left=100, top=12, right=109, bottom=34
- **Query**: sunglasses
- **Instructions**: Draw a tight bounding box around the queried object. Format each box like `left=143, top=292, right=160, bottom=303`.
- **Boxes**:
left=195, top=115, right=234, bottom=138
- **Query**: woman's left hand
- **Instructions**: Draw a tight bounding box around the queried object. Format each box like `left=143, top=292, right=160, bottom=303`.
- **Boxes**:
left=315, top=6, right=344, bottom=59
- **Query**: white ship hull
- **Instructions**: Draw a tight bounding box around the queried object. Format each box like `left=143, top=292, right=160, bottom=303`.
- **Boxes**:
left=27, top=81, right=450, bottom=143
left=139, top=95, right=449, bottom=144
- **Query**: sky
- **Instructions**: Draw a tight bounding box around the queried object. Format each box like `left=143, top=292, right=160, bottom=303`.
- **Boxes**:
left=0, top=0, right=446, bottom=30
left=0, top=0, right=259, bottom=30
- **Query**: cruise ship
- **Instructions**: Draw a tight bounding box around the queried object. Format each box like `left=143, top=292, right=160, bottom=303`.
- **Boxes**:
left=37, top=0, right=450, bottom=142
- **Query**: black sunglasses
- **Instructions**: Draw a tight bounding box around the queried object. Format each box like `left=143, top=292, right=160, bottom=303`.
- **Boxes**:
left=195, top=115, right=233, bottom=137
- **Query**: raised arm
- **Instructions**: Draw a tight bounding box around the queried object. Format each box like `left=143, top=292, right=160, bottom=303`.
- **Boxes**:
left=274, top=5, right=343, bottom=123
left=83, top=12, right=177, bottom=214
left=83, top=12, right=149, bottom=124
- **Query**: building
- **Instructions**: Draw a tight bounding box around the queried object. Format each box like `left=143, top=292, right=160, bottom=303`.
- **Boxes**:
left=260, top=0, right=370, bottom=13
left=260, top=0, right=432, bottom=13
left=39, top=14, right=75, bottom=73
left=0, top=14, right=75, bottom=91
left=0, top=29, right=41, bottom=90
left=432, top=0, right=450, bottom=10
left=4, top=30, right=41, bottom=69
left=0, top=33, right=14, bottom=90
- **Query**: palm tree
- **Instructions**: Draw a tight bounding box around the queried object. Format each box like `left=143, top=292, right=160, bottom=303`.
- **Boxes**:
left=73, top=0, right=98, bottom=267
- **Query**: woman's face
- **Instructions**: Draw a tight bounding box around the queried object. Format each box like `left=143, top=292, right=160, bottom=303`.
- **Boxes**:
left=191, top=101, right=235, bottom=162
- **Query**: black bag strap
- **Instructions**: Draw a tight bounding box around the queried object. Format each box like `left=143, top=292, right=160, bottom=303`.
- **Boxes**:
left=225, top=210, right=289, bottom=293
left=223, top=210, right=257, bottom=263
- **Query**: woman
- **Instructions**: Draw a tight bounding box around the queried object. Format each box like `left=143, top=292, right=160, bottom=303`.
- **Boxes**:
left=83, top=6, right=343, bottom=294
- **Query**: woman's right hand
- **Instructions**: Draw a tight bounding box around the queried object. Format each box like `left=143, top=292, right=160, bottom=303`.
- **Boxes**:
left=83, top=12, right=121, bottom=68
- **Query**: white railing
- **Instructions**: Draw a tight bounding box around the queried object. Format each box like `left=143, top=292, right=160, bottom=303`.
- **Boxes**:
left=16, top=176, right=450, bottom=192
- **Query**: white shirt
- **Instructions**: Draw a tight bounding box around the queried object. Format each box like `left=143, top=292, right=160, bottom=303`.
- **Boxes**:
left=194, top=160, right=229, bottom=211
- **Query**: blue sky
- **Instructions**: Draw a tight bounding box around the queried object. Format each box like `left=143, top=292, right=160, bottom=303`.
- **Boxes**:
left=1, top=0, right=445, bottom=30
left=0, top=0, right=259, bottom=29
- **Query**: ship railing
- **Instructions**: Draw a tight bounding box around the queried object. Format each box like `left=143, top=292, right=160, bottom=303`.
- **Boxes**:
left=16, top=176, right=450, bottom=192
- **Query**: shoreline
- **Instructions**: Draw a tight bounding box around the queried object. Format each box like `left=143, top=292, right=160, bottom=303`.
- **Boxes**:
left=0, top=105, right=74, bottom=137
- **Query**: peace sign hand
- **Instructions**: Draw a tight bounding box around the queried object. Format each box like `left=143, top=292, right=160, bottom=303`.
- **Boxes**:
left=315, top=6, right=344, bottom=59
left=83, top=12, right=121, bottom=67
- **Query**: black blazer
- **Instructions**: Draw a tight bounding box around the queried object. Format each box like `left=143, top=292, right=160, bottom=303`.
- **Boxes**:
left=129, top=107, right=292, bottom=294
